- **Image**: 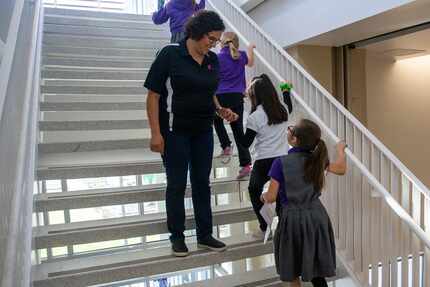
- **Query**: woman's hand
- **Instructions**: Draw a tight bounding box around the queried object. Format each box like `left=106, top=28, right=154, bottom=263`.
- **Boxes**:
left=260, top=193, right=266, bottom=203
left=150, top=132, right=165, bottom=155
left=218, top=107, right=238, bottom=122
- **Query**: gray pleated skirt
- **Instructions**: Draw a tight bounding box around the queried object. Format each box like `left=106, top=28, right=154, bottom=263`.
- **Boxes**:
left=273, top=200, right=336, bottom=282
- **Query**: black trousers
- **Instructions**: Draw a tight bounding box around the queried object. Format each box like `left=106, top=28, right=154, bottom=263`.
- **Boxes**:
left=213, top=93, right=251, bottom=167
left=248, top=157, right=280, bottom=231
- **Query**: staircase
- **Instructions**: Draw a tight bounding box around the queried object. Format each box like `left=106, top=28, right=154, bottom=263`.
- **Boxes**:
left=24, top=1, right=430, bottom=287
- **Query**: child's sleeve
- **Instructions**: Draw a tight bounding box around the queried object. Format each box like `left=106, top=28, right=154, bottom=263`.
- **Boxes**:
left=195, top=0, right=206, bottom=10
left=246, top=111, right=262, bottom=133
left=240, top=51, right=248, bottom=66
left=268, top=158, right=284, bottom=184
left=152, top=5, right=169, bottom=25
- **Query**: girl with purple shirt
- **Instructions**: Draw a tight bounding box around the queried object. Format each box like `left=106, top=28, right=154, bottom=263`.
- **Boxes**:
left=152, top=0, right=205, bottom=43
left=214, top=32, right=255, bottom=179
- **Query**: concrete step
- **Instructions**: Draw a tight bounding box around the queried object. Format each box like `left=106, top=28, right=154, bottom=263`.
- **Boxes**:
left=34, top=177, right=245, bottom=212
left=41, top=85, right=145, bottom=95
left=37, top=148, right=239, bottom=180
left=41, top=94, right=147, bottom=102
left=38, top=130, right=234, bottom=152
left=39, top=119, right=149, bottom=131
left=42, top=57, right=153, bottom=69
left=39, top=138, right=149, bottom=153
left=40, top=102, right=145, bottom=111
left=42, top=79, right=146, bottom=87
left=44, top=23, right=170, bottom=39
left=32, top=235, right=272, bottom=287
left=43, top=45, right=158, bottom=59
left=181, top=267, right=279, bottom=287
left=43, top=34, right=168, bottom=49
left=34, top=202, right=254, bottom=249
left=41, top=110, right=146, bottom=121
left=44, top=7, right=154, bottom=22
left=42, top=69, right=148, bottom=80
left=44, top=14, right=166, bottom=31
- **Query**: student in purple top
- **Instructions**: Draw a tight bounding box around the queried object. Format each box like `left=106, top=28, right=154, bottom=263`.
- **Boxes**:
left=214, top=32, right=255, bottom=179
left=152, top=0, right=205, bottom=43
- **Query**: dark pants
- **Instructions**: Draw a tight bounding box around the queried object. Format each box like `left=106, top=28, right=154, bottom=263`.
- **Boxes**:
left=163, top=129, right=214, bottom=242
left=311, top=277, right=328, bottom=287
left=171, top=31, right=186, bottom=43
left=248, top=157, right=280, bottom=231
left=213, top=101, right=251, bottom=167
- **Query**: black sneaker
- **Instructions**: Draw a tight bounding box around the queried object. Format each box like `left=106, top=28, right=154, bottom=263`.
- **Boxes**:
left=197, top=236, right=227, bottom=252
left=171, top=239, right=189, bottom=257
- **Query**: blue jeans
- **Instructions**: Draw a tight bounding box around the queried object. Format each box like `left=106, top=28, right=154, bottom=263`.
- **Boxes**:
left=163, top=128, right=214, bottom=242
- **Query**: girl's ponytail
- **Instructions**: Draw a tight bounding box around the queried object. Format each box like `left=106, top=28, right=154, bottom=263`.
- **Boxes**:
left=221, top=32, right=240, bottom=60
left=304, top=139, right=329, bottom=191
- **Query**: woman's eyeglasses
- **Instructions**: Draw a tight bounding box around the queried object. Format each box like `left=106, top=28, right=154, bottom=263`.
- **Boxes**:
left=206, top=34, right=221, bottom=45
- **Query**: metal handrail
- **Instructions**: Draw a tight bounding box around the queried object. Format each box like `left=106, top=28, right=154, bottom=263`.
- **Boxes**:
left=207, top=0, right=430, bottom=250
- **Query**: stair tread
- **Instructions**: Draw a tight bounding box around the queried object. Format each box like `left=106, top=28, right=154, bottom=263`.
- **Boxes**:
left=34, top=176, right=246, bottom=212
left=32, top=234, right=272, bottom=286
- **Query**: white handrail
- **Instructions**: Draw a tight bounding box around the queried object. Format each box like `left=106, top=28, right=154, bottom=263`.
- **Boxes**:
left=209, top=0, right=430, bottom=201
left=208, top=0, right=430, bottom=251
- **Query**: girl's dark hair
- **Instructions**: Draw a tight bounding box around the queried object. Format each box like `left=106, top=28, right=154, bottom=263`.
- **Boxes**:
left=248, top=74, right=289, bottom=125
left=293, top=119, right=329, bottom=191
left=185, top=10, right=225, bottom=40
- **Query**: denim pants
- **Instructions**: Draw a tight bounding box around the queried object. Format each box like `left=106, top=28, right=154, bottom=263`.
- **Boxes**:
left=163, top=128, right=214, bottom=242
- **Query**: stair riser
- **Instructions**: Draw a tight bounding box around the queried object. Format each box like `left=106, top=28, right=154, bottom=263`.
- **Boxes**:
left=44, top=24, right=169, bottom=39
left=43, top=46, right=158, bottom=59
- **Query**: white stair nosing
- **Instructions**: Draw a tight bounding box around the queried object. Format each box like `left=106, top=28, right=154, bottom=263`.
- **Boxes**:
left=43, top=45, right=158, bottom=59
left=42, top=69, right=148, bottom=80
left=33, top=203, right=253, bottom=249
left=39, top=119, right=149, bottom=131
left=34, top=177, right=245, bottom=212
left=36, top=154, right=239, bottom=180
left=32, top=235, right=272, bottom=287
left=38, top=138, right=149, bottom=153
left=44, top=15, right=167, bottom=31
left=44, top=23, right=169, bottom=39
left=44, top=7, right=155, bottom=22
left=40, top=102, right=146, bottom=111
left=41, top=85, right=146, bottom=95
left=43, top=34, right=168, bottom=49
left=42, top=57, right=153, bottom=69
left=42, top=80, right=146, bottom=87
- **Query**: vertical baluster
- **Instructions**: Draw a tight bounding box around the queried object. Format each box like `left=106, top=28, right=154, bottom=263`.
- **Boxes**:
left=412, top=186, right=422, bottom=287
left=424, top=197, right=430, bottom=287
left=390, top=164, right=402, bottom=287
left=362, top=136, right=372, bottom=284
left=345, top=121, right=354, bottom=261
left=380, top=155, right=391, bottom=287
left=401, top=176, right=412, bottom=287
left=337, top=112, right=346, bottom=250
left=370, top=196, right=381, bottom=286
left=352, top=128, right=363, bottom=277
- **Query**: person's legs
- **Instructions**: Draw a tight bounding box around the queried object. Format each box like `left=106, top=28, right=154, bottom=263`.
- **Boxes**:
left=213, top=113, right=232, bottom=150
left=230, top=103, right=251, bottom=167
left=164, top=131, right=190, bottom=242
left=311, top=277, right=328, bottom=287
left=189, top=129, right=214, bottom=240
left=170, top=31, right=186, bottom=43
left=157, top=0, right=165, bottom=10
left=248, top=158, right=275, bottom=232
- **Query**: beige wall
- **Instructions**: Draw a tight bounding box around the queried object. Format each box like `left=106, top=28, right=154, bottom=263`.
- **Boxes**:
left=348, top=48, right=367, bottom=124
left=287, top=45, right=334, bottom=94
left=366, top=53, right=430, bottom=188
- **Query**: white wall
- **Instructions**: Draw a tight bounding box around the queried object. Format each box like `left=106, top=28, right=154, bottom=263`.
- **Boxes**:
left=366, top=53, right=430, bottom=188
left=249, top=0, right=413, bottom=47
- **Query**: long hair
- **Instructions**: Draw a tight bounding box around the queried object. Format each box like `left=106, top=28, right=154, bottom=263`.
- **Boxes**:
left=247, top=74, right=289, bottom=125
left=221, top=32, right=240, bottom=60
left=293, top=119, right=329, bottom=191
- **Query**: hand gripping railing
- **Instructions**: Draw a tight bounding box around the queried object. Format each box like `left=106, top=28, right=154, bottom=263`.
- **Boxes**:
left=208, top=0, right=430, bottom=286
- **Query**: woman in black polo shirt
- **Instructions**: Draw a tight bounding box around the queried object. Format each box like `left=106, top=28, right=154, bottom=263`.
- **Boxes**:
left=144, top=11, right=236, bottom=257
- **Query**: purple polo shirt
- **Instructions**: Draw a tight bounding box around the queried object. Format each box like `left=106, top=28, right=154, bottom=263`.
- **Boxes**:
left=152, top=0, right=205, bottom=33
left=216, top=47, right=248, bottom=95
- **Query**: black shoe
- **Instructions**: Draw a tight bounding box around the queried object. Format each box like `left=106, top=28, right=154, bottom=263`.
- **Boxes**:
left=171, top=239, right=189, bottom=257
left=197, top=236, right=227, bottom=252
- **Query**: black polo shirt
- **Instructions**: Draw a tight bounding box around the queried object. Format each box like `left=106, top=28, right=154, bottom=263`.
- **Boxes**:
left=144, top=39, right=220, bottom=134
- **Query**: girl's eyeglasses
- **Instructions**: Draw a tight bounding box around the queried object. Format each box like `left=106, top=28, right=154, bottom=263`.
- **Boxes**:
left=287, top=125, right=296, bottom=136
